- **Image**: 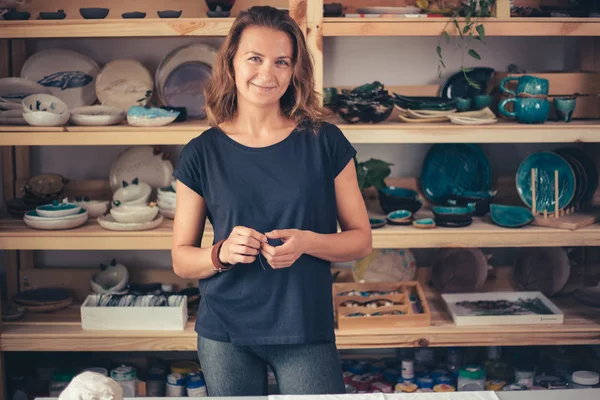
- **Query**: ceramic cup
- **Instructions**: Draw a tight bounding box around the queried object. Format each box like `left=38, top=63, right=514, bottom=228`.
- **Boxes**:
left=554, top=97, right=576, bottom=122
left=456, top=97, right=472, bottom=112
left=473, top=94, right=492, bottom=110
left=500, top=75, right=549, bottom=97
left=498, top=97, right=550, bottom=124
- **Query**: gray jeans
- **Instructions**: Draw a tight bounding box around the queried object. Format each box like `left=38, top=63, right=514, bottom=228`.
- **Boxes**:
left=197, top=335, right=346, bottom=396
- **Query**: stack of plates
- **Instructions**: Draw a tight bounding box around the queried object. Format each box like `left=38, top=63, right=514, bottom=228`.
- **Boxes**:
left=23, top=202, right=89, bottom=230
left=158, top=181, right=176, bottom=219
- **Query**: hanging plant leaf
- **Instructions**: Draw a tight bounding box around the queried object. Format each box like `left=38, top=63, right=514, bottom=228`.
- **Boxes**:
left=463, top=25, right=471, bottom=34
left=453, top=20, right=463, bottom=39
left=443, top=31, right=450, bottom=44
left=468, top=49, right=482, bottom=60
left=436, top=45, right=442, bottom=59
left=476, top=24, right=485, bottom=41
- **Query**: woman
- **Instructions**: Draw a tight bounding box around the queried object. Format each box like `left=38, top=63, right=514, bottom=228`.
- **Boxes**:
left=171, top=5, right=371, bottom=396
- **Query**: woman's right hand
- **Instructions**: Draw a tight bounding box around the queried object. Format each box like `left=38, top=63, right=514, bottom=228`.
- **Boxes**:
left=219, top=226, right=268, bottom=265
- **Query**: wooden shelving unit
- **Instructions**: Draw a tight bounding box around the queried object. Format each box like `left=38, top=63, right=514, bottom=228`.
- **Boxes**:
left=2, top=0, right=600, bottom=395
left=322, top=17, right=600, bottom=37
left=2, top=120, right=600, bottom=145
left=4, top=217, right=600, bottom=250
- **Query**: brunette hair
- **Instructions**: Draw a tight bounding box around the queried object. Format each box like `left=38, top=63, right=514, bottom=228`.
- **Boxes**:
left=204, top=6, right=324, bottom=130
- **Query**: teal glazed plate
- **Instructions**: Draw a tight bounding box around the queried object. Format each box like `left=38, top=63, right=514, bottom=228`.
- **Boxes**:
left=490, top=204, right=534, bottom=228
left=516, top=151, right=575, bottom=213
left=420, top=144, right=492, bottom=205
left=554, top=146, right=598, bottom=206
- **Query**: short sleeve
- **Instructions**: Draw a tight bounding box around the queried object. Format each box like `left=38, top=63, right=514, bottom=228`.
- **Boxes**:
left=323, top=123, right=357, bottom=178
left=172, top=138, right=204, bottom=197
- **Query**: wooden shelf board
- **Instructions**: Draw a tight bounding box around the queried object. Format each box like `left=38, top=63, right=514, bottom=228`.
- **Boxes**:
left=2, top=120, right=600, bottom=146
left=2, top=296, right=597, bottom=351
left=0, top=18, right=234, bottom=39
left=323, top=17, right=600, bottom=37
left=3, top=215, right=600, bottom=250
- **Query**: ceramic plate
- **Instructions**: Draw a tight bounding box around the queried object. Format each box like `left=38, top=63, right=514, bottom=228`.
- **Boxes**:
left=553, top=148, right=586, bottom=207
left=514, top=247, right=570, bottom=297
left=516, top=151, right=575, bottom=213
left=109, top=147, right=173, bottom=192
left=156, top=44, right=218, bottom=118
left=95, top=59, right=153, bottom=110
left=98, top=214, right=163, bottom=231
left=420, top=144, right=492, bottom=205
left=352, top=248, right=417, bottom=282
left=439, top=67, right=495, bottom=99
left=0, top=109, right=27, bottom=125
left=490, top=204, right=534, bottom=228
left=21, top=49, right=99, bottom=108
left=23, top=209, right=88, bottom=230
left=554, top=147, right=598, bottom=206
left=70, top=105, right=126, bottom=126
left=355, top=6, right=421, bottom=14
left=0, top=77, right=51, bottom=103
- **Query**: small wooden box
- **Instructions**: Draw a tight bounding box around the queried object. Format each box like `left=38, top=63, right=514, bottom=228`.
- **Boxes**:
left=80, top=294, right=188, bottom=331
left=491, top=71, right=600, bottom=120
left=333, top=281, right=431, bottom=330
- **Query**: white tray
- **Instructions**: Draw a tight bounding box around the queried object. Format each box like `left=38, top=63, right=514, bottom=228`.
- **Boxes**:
left=442, top=291, right=564, bottom=326
left=80, top=294, right=188, bottom=331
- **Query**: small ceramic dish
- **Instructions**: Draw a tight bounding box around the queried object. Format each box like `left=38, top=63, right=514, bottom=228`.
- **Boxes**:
left=71, top=198, right=110, bottom=218
left=157, top=10, right=182, bottom=18
left=378, top=186, right=423, bottom=214
left=70, top=105, right=126, bottom=126
left=447, top=189, right=497, bottom=217
left=23, top=209, right=88, bottom=230
left=22, top=94, right=69, bottom=126
left=2, top=304, right=27, bottom=322
left=113, top=181, right=152, bottom=205
left=110, top=203, right=159, bottom=223
left=36, top=201, right=81, bottom=218
left=79, top=8, right=110, bottom=19
left=127, top=106, right=179, bottom=127
left=121, top=11, right=146, bottom=19
left=23, top=111, right=69, bottom=127
left=386, top=210, right=413, bottom=225
left=39, top=10, right=66, bottom=20
left=434, top=218, right=473, bottom=228
left=2, top=10, right=31, bottom=20
left=413, top=218, right=436, bottom=229
left=160, top=208, right=176, bottom=219
left=90, top=260, right=129, bottom=294
left=369, top=218, right=386, bottom=229
left=98, top=214, right=164, bottom=231
left=490, top=204, right=535, bottom=228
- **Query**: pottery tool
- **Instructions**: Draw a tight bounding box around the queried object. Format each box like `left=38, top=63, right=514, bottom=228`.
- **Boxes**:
left=531, top=168, right=536, bottom=215
left=555, top=170, right=559, bottom=218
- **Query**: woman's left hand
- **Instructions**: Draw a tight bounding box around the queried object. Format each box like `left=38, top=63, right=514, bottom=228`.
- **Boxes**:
left=260, top=229, right=311, bottom=269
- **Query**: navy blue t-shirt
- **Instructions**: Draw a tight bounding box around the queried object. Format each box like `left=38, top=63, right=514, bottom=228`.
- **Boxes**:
left=172, top=122, right=357, bottom=345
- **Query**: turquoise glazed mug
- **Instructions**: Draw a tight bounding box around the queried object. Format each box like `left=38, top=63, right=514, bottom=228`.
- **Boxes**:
left=500, top=75, right=549, bottom=97
left=554, top=97, right=576, bottom=122
left=456, top=97, right=472, bottom=112
left=498, top=97, right=550, bottom=124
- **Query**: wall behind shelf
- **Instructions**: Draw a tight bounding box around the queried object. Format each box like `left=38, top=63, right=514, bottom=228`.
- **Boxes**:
left=23, top=35, right=579, bottom=270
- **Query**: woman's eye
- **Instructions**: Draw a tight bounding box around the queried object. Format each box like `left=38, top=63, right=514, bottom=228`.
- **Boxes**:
left=249, top=56, right=261, bottom=62
left=277, top=60, right=289, bottom=66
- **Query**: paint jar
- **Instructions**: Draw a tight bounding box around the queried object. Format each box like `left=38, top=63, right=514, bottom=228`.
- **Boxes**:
left=570, top=371, right=600, bottom=389
left=146, top=365, right=166, bottom=396
left=171, top=360, right=201, bottom=376
left=515, top=367, right=535, bottom=388
left=457, top=365, right=485, bottom=391
left=49, top=370, right=76, bottom=397
left=110, top=365, right=137, bottom=397
left=166, top=372, right=186, bottom=396
left=186, top=372, right=208, bottom=397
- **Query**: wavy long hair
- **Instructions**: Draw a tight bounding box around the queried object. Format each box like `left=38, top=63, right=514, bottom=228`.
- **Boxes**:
left=204, top=6, right=324, bottom=131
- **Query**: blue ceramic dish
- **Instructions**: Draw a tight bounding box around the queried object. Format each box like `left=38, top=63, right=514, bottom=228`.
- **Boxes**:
left=369, top=218, right=386, bottom=229
left=432, top=204, right=475, bottom=216
left=490, top=204, right=534, bottom=228
left=386, top=210, right=412, bottom=225
left=516, top=151, right=575, bottom=213
left=420, top=144, right=492, bottom=205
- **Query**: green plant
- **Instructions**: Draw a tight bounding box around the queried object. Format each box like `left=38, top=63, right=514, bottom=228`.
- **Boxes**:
left=354, top=157, right=393, bottom=192
left=435, top=0, right=496, bottom=89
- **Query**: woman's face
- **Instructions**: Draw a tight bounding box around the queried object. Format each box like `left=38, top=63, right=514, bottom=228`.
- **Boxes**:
left=233, top=25, right=294, bottom=108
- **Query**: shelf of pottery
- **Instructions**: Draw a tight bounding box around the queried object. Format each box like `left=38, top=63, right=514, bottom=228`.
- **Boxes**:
left=1, top=0, right=600, bottom=369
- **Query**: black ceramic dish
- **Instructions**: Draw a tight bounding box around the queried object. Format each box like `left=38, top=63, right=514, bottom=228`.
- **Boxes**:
left=205, top=0, right=236, bottom=17
left=122, top=11, right=146, bottom=19
left=434, top=218, right=473, bottom=228
left=439, top=67, right=495, bottom=99
left=157, top=10, right=182, bottom=18
left=79, top=8, right=110, bottom=19
left=14, top=287, right=70, bottom=305
left=447, top=195, right=494, bottom=217
left=378, top=188, right=422, bottom=214
left=2, top=10, right=31, bottom=20
left=393, top=93, right=458, bottom=111
left=39, top=10, right=66, bottom=20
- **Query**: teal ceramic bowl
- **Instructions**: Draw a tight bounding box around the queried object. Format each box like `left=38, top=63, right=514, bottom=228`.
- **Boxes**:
left=432, top=204, right=475, bottom=216
left=378, top=186, right=422, bottom=214
left=386, top=210, right=412, bottom=225
left=369, top=218, right=386, bottom=229
left=490, top=204, right=534, bottom=228
left=36, top=201, right=81, bottom=218
left=413, top=218, right=436, bottom=229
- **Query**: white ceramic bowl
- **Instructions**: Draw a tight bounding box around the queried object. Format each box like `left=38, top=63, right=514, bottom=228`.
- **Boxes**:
left=23, top=110, right=70, bottom=127
left=22, top=93, right=69, bottom=114
left=157, top=192, right=176, bottom=203
left=113, top=182, right=151, bottom=204
left=110, top=204, right=159, bottom=223
left=160, top=208, right=175, bottom=219
left=98, top=214, right=163, bottom=231
left=90, top=262, right=129, bottom=294
left=157, top=198, right=176, bottom=210
left=72, top=199, right=110, bottom=218
left=70, top=105, right=126, bottom=126
left=36, top=202, right=81, bottom=218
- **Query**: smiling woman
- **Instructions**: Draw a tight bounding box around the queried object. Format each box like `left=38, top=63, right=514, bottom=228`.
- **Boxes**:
left=171, top=5, right=372, bottom=397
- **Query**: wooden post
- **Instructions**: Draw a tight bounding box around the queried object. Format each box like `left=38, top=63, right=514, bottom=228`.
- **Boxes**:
left=291, top=0, right=323, bottom=97
left=494, top=0, right=511, bottom=18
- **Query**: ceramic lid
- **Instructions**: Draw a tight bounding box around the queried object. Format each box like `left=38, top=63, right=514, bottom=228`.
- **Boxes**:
left=572, top=370, right=599, bottom=385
